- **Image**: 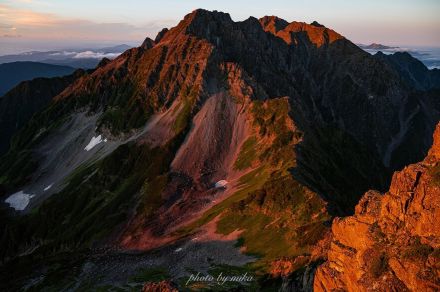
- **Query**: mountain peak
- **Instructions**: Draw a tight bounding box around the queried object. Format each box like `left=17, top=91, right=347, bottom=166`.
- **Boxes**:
left=285, top=21, right=343, bottom=46
left=97, top=57, right=111, bottom=68
left=155, top=9, right=344, bottom=49
left=310, top=20, right=325, bottom=27
left=140, top=37, right=155, bottom=50
left=154, top=28, right=169, bottom=43
left=260, top=18, right=344, bottom=47
left=157, top=9, right=233, bottom=44
left=259, top=15, right=289, bottom=33
left=184, top=8, right=232, bottom=25
left=360, top=43, right=398, bottom=50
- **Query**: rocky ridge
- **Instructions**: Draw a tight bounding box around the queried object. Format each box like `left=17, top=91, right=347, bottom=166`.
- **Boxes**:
left=314, top=123, right=440, bottom=291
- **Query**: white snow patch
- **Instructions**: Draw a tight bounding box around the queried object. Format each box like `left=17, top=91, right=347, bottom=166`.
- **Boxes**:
left=84, top=135, right=104, bottom=151
left=5, top=191, right=34, bottom=211
left=44, top=184, right=53, bottom=191
left=215, top=180, right=228, bottom=188
left=174, top=247, right=183, bottom=253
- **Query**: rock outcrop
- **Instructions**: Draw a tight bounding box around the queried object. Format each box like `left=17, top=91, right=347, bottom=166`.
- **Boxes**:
left=142, top=280, right=178, bottom=292
left=314, top=123, right=440, bottom=291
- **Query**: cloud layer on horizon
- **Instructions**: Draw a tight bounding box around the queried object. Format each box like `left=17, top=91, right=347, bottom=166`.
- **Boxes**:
left=0, top=4, right=175, bottom=43
left=49, top=50, right=122, bottom=59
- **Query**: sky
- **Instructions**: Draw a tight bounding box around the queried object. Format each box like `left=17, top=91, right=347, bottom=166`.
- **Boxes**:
left=0, top=0, right=439, bottom=54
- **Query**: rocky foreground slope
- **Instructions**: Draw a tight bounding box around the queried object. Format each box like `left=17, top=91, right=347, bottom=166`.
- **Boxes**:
left=314, top=123, right=440, bottom=291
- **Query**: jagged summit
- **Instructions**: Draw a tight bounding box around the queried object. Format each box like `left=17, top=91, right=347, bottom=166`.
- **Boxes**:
left=310, top=20, right=325, bottom=27
left=259, top=15, right=289, bottom=33
left=140, top=37, right=155, bottom=50
left=154, top=28, right=168, bottom=43
left=154, top=9, right=344, bottom=48
left=258, top=14, right=344, bottom=47
left=97, top=57, right=111, bottom=68
left=184, top=8, right=233, bottom=26
left=360, top=42, right=398, bottom=50
left=281, top=21, right=343, bottom=46
left=152, top=9, right=233, bottom=45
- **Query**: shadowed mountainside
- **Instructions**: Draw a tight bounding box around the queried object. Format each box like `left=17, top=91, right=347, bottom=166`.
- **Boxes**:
left=0, top=61, right=76, bottom=97
left=0, top=69, right=87, bottom=156
left=375, top=51, right=440, bottom=91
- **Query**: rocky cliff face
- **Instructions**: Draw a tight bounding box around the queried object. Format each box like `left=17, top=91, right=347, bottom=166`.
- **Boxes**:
left=314, top=123, right=440, bottom=291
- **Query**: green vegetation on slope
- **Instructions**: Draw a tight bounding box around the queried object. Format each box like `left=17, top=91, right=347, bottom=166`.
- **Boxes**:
left=173, top=85, right=199, bottom=134
left=216, top=173, right=329, bottom=268
left=234, top=136, right=257, bottom=170
left=177, top=98, right=329, bottom=273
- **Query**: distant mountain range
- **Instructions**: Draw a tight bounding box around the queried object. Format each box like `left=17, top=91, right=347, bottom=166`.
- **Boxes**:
left=358, top=43, right=399, bottom=50
left=0, top=62, right=76, bottom=97
left=0, top=44, right=131, bottom=69
left=0, top=44, right=131, bottom=96
left=359, top=43, right=440, bottom=70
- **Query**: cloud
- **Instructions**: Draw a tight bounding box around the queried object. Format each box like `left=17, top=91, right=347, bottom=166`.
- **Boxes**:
left=72, top=51, right=121, bottom=59
left=0, top=4, right=57, bottom=26
left=0, top=21, right=20, bottom=37
left=2, top=34, right=22, bottom=38
left=48, top=51, right=76, bottom=56
left=15, top=0, right=51, bottom=4
left=47, top=50, right=124, bottom=59
left=0, top=4, right=171, bottom=42
left=363, top=47, right=417, bottom=55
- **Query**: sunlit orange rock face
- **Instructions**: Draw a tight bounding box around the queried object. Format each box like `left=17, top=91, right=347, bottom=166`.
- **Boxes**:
left=142, top=280, right=178, bottom=292
left=314, top=123, right=440, bottom=291
left=259, top=16, right=343, bottom=47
